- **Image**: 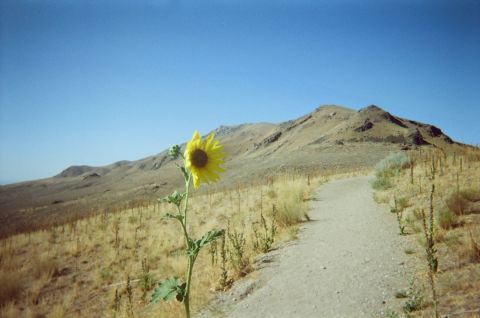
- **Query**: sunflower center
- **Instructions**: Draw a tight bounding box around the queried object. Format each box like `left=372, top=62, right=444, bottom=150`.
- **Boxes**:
left=191, top=149, right=208, bottom=168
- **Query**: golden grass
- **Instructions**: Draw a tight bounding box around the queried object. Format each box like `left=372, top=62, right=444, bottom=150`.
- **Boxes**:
left=373, top=146, right=480, bottom=317
left=0, top=173, right=320, bottom=317
left=271, top=177, right=310, bottom=226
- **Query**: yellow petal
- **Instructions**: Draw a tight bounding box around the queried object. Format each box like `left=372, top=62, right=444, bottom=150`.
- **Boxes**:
left=184, top=130, right=224, bottom=190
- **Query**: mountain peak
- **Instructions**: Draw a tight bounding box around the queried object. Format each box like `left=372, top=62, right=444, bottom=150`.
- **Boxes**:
left=56, top=165, right=95, bottom=178
left=358, top=104, right=386, bottom=113
left=314, top=104, right=353, bottom=113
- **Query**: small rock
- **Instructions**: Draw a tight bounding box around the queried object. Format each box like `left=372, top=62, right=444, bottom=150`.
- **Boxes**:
left=323, top=266, right=327, bottom=270
left=233, top=298, right=237, bottom=302
left=336, top=291, right=340, bottom=294
left=382, top=300, right=386, bottom=304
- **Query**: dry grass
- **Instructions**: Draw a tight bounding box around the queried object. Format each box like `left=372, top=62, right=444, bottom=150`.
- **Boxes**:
left=0, top=302, right=22, bottom=318
left=446, top=192, right=471, bottom=216
left=0, top=271, right=23, bottom=307
left=271, top=177, right=310, bottom=226
left=437, top=208, right=461, bottom=230
left=373, top=146, right=480, bottom=317
left=0, top=172, right=319, bottom=317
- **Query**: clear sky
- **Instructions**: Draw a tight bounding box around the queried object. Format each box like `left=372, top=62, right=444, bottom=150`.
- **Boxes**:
left=0, top=0, right=479, bottom=184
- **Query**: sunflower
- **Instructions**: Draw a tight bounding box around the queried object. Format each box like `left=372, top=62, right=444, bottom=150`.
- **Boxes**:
left=184, top=131, right=225, bottom=190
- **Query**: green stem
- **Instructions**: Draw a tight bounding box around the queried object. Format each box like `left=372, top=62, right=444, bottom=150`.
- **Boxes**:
left=176, top=205, right=189, bottom=248
left=184, top=255, right=196, bottom=318
left=183, top=172, right=192, bottom=230
left=182, top=171, right=193, bottom=318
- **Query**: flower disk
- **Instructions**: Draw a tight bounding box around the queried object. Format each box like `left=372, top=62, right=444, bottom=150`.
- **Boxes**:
left=185, top=131, right=225, bottom=189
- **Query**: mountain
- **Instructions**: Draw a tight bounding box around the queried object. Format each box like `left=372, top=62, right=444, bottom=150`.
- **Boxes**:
left=0, top=104, right=462, bottom=237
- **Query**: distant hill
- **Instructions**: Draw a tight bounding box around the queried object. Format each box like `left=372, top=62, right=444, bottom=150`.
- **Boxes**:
left=0, top=104, right=465, bottom=237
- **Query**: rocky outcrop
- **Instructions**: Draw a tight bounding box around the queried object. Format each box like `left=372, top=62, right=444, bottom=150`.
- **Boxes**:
left=254, top=131, right=282, bottom=149
left=426, top=125, right=443, bottom=137
left=285, top=115, right=312, bottom=132
left=425, top=125, right=454, bottom=144
left=443, top=135, right=454, bottom=144
left=382, top=112, right=407, bottom=128
left=355, top=120, right=374, bottom=132
left=408, top=129, right=430, bottom=145
left=359, top=105, right=407, bottom=128
left=152, top=155, right=169, bottom=170
left=83, top=172, right=101, bottom=180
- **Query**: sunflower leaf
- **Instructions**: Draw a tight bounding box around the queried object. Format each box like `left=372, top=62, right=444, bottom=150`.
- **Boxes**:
left=162, top=191, right=186, bottom=207
left=162, top=213, right=184, bottom=222
left=151, top=277, right=186, bottom=303
left=198, top=229, right=225, bottom=248
left=175, top=163, right=190, bottom=181
left=180, top=166, right=190, bottom=182
left=186, top=238, right=200, bottom=257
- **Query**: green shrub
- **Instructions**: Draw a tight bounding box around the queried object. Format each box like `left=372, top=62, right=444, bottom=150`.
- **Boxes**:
left=385, top=310, right=401, bottom=318
left=371, top=152, right=409, bottom=190
left=227, top=228, right=248, bottom=276
left=437, top=208, right=458, bottom=229
left=402, top=281, right=424, bottom=313
left=100, top=267, right=112, bottom=280
left=372, top=175, right=392, bottom=190
left=375, top=152, right=410, bottom=174
left=252, top=210, right=277, bottom=253
left=397, top=197, right=409, bottom=211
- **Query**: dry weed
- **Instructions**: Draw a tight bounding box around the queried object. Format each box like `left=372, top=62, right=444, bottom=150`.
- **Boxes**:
left=0, top=172, right=322, bottom=317
left=373, top=147, right=480, bottom=316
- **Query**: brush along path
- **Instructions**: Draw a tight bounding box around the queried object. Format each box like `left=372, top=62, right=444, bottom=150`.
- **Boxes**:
left=199, top=176, right=414, bottom=318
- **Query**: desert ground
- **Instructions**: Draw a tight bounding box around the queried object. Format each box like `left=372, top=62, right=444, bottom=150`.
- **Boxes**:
left=1, top=106, right=479, bottom=317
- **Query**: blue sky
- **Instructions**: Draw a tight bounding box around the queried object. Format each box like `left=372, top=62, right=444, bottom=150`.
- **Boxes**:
left=0, top=0, right=479, bottom=184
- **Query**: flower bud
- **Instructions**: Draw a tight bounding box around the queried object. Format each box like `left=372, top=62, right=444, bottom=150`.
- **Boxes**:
left=169, top=145, right=181, bottom=159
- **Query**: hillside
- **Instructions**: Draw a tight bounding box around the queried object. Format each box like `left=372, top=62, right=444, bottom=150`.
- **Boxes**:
left=0, top=104, right=462, bottom=237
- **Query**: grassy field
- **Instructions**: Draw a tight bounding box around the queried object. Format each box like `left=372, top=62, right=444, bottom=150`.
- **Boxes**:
left=372, top=147, right=480, bottom=317
left=0, top=172, right=329, bottom=318
left=3, top=144, right=478, bottom=318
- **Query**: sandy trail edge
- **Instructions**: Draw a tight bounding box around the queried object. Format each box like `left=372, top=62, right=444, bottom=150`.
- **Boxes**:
left=198, top=176, right=415, bottom=318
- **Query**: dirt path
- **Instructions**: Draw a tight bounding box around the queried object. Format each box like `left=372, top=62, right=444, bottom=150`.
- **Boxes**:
left=199, top=176, right=414, bottom=318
